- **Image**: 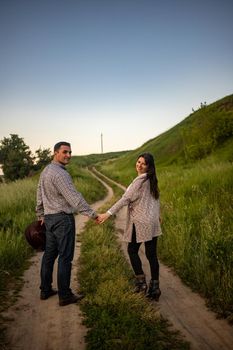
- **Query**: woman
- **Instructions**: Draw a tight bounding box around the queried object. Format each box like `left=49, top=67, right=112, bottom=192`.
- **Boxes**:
left=98, top=153, right=162, bottom=300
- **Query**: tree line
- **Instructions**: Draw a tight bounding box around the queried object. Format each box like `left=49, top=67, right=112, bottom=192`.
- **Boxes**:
left=0, top=134, right=52, bottom=182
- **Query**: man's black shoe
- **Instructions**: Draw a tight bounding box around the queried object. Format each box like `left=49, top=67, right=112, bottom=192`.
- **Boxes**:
left=59, top=293, right=84, bottom=306
left=40, top=289, right=58, bottom=300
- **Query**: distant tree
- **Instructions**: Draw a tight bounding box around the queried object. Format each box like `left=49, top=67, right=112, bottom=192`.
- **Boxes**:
left=34, top=147, right=52, bottom=171
left=0, top=134, right=34, bottom=181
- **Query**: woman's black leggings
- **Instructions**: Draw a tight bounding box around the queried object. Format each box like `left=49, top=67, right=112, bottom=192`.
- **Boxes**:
left=127, top=224, right=159, bottom=280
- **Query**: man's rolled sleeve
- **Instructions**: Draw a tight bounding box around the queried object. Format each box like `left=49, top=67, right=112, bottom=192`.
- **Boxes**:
left=36, top=181, right=44, bottom=218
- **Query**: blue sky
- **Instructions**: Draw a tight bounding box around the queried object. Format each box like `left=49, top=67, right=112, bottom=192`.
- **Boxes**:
left=0, top=0, right=232, bottom=155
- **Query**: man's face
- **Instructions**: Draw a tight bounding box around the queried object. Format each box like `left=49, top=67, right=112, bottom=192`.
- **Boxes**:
left=54, top=145, right=72, bottom=166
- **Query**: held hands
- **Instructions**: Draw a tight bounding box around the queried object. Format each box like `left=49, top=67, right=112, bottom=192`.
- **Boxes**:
left=95, top=212, right=111, bottom=224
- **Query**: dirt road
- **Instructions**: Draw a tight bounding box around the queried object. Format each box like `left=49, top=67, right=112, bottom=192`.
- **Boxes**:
left=2, top=170, right=233, bottom=350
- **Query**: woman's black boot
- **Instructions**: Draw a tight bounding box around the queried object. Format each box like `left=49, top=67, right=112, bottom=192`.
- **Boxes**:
left=134, top=274, right=147, bottom=294
left=146, top=279, right=161, bottom=301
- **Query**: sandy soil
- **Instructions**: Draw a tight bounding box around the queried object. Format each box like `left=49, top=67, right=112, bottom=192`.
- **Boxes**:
left=2, top=170, right=233, bottom=350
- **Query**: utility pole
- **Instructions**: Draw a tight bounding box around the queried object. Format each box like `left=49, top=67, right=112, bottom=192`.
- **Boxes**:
left=101, top=133, right=103, bottom=153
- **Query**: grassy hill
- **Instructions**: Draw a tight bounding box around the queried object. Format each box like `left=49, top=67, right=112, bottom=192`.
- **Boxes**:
left=73, top=95, right=233, bottom=185
left=98, top=94, right=233, bottom=185
left=146, top=94, right=233, bottom=165
left=71, top=150, right=129, bottom=167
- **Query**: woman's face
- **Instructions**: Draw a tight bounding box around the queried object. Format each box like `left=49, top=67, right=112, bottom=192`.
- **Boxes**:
left=136, top=157, right=148, bottom=175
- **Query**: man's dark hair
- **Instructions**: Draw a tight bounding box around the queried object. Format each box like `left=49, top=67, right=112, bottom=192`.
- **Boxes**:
left=54, top=142, right=71, bottom=152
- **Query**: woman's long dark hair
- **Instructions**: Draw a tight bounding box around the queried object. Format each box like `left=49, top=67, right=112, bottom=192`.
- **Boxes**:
left=137, top=152, right=159, bottom=199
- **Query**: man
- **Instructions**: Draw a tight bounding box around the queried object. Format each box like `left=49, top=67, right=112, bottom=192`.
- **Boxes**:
left=36, top=141, right=98, bottom=306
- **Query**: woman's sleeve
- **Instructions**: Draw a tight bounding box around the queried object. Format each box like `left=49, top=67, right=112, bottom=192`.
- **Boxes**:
left=108, top=178, right=143, bottom=215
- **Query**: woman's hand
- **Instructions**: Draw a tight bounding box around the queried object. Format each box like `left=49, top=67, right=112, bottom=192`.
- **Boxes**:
left=97, top=212, right=111, bottom=224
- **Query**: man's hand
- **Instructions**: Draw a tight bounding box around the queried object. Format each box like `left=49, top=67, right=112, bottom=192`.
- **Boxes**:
left=39, top=218, right=45, bottom=225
